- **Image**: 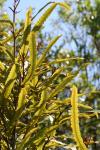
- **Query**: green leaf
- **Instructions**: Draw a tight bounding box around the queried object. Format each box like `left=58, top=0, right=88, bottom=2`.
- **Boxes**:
left=57, top=2, right=70, bottom=10
left=17, top=127, right=38, bottom=150
left=40, top=67, right=64, bottom=89
left=46, top=125, right=58, bottom=134
left=48, top=74, right=75, bottom=99
left=32, top=2, right=70, bottom=32
left=4, top=64, right=17, bottom=98
left=37, top=90, right=46, bottom=107
left=37, top=35, right=61, bottom=66
left=0, top=45, right=14, bottom=60
left=0, top=19, right=13, bottom=26
left=29, top=32, right=37, bottom=71
left=0, top=61, right=5, bottom=71
left=17, top=87, right=27, bottom=110
left=22, top=31, right=37, bottom=85
left=71, top=86, right=88, bottom=150
left=78, top=103, right=92, bottom=110
left=32, top=3, right=57, bottom=32
left=49, top=57, right=84, bottom=64
left=20, top=7, right=32, bottom=55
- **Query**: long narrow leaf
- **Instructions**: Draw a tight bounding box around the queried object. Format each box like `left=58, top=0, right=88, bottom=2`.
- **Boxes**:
left=4, top=64, right=17, bottom=98
left=22, top=31, right=37, bottom=85
left=48, top=74, right=75, bottom=99
left=17, top=87, right=27, bottom=110
left=71, top=86, right=88, bottom=150
left=37, top=35, right=61, bottom=66
left=17, top=127, right=38, bottom=150
left=32, top=3, right=57, bottom=32
left=20, top=7, right=32, bottom=55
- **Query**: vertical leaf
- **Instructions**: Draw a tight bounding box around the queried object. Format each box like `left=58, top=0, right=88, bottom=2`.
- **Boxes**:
left=4, top=64, right=17, bottom=98
left=37, top=90, right=46, bottom=107
left=0, top=61, right=5, bottom=71
left=20, top=7, right=32, bottom=55
left=17, top=87, right=27, bottom=110
left=29, top=32, right=37, bottom=74
left=22, top=32, right=37, bottom=85
left=71, top=86, right=88, bottom=150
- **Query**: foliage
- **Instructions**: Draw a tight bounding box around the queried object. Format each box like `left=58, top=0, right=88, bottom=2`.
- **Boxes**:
left=0, top=1, right=99, bottom=150
left=52, top=0, right=100, bottom=149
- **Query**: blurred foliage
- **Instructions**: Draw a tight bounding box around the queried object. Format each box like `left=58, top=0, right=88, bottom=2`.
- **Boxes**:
left=0, top=0, right=6, bottom=8
left=51, top=0, right=100, bottom=149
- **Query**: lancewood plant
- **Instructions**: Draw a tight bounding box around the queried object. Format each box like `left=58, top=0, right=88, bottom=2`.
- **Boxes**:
left=0, top=1, right=98, bottom=150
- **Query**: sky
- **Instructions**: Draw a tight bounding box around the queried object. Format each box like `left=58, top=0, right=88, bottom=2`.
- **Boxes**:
left=5, top=0, right=63, bottom=20
left=4, top=0, right=64, bottom=33
left=4, top=0, right=69, bottom=49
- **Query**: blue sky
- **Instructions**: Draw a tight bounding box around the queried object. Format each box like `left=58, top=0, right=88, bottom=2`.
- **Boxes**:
left=5, top=0, right=63, bottom=20
left=5, top=0, right=64, bottom=33
left=4, top=0, right=68, bottom=48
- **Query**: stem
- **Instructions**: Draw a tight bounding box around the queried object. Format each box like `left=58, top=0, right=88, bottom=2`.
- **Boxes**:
left=22, top=53, right=25, bottom=81
left=10, top=1, right=21, bottom=149
left=13, top=0, right=16, bottom=59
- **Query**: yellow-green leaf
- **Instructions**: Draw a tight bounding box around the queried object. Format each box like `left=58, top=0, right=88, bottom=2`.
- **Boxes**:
left=20, top=7, right=32, bottom=55
left=17, top=87, right=27, bottom=110
left=71, top=86, right=88, bottom=150
left=4, top=64, right=17, bottom=98
left=37, top=35, right=61, bottom=66
left=0, top=61, right=5, bottom=71
left=17, top=127, right=38, bottom=150
left=57, top=2, right=70, bottom=10
left=32, top=3, right=57, bottom=32
left=48, top=74, right=75, bottom=99
left=41, top=67, right=64, bottom=89
left=22, top=31, right=37, bottom=85
left=37, top=90, right=46, bottom=107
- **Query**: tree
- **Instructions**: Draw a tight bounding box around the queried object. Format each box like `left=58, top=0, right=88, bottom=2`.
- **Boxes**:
left=53, top=0, right=100, bottom=149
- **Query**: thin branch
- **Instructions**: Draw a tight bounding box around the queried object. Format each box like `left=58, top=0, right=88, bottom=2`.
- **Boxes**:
left=15, top=0, right=21, bottom=9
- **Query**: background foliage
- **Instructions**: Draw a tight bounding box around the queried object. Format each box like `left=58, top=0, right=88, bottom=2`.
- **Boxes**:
left=0, top=0, right=100, bottom=150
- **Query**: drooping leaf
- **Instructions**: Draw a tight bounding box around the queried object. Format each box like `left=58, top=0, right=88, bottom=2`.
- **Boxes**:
left=57, top=2, right=70, bottom=10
